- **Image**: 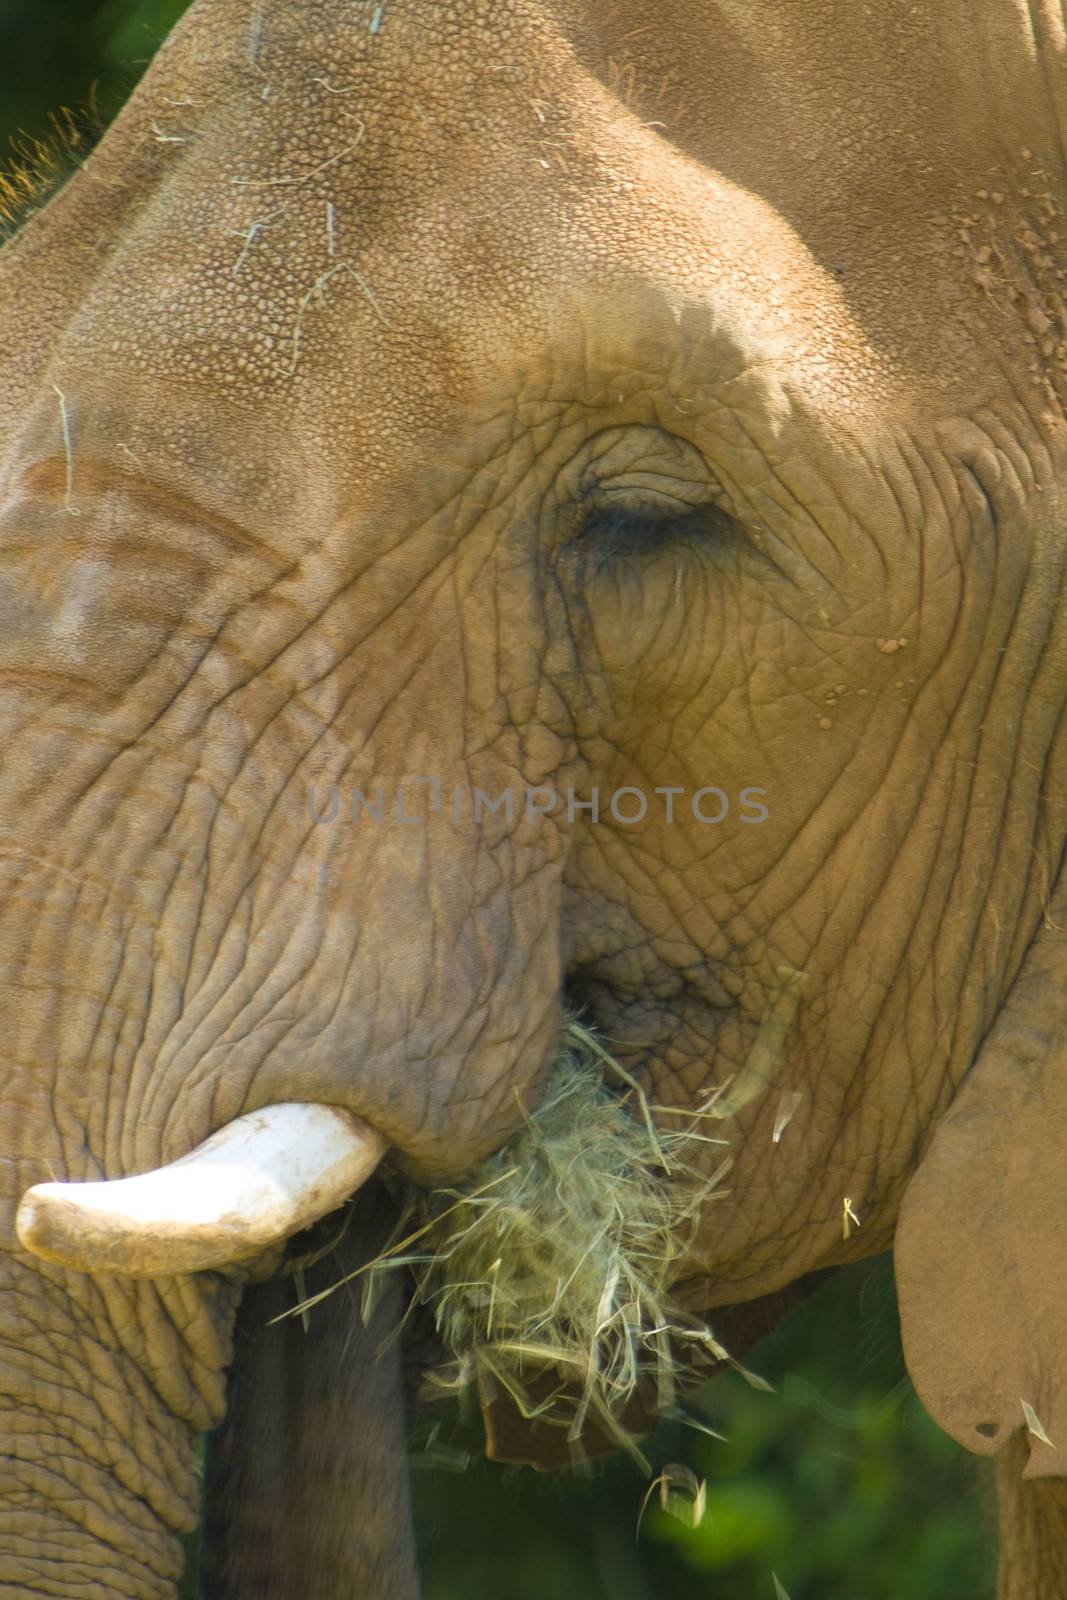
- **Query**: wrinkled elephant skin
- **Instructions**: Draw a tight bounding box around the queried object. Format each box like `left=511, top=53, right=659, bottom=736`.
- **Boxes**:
left=3, top=0, right=1067, bottom=1595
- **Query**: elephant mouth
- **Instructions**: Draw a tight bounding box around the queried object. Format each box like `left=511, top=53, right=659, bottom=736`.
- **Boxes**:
left=360, top=1025, right=738, bottom=1468
left=13, top=1018, right=744, bottom=1464
left=15, top=974, right=802, bottom=1289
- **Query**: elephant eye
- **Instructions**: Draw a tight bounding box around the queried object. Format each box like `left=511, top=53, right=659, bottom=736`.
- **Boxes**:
left=582, top=506, right=687, bottom=557
left=569, top=498, right=730, bottom=572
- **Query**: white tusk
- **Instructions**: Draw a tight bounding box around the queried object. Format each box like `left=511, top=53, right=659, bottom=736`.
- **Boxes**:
left=16, top=1103, right=385, bottom=1277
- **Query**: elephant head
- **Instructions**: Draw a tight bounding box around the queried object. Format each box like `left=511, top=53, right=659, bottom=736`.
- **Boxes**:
left=3, top=0, right=1067, bottom=1593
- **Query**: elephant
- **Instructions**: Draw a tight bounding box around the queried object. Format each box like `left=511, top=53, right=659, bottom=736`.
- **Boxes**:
left=3, top=0, right=1067, bottom=1592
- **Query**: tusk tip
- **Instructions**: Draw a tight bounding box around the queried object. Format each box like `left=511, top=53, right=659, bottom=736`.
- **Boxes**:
left=15, top=1104, right=387, bottom=1277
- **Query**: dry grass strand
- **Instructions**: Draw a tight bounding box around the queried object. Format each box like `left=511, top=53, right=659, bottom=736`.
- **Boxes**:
left=367, top=1022, right=739, bottom=1462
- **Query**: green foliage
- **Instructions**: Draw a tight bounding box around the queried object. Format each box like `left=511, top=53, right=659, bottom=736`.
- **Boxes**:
left=91, top=0, right=191, bottom=70
left=0, top=0, right=192, bottom=154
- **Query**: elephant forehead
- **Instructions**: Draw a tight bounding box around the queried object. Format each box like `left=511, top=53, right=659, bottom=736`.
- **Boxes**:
left=5, top=0, right=1067, bottom=512
left=3, top=0, right=933, bottom=483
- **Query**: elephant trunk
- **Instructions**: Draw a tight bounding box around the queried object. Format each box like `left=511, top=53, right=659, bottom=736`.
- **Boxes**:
left=199, top=1184, right=421, bottom=1599
left=15, top=1104, right=386, bottom=1277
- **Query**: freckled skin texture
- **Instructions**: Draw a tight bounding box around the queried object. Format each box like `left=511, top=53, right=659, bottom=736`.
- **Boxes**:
left=4, top=0, right=1067, bottom=1593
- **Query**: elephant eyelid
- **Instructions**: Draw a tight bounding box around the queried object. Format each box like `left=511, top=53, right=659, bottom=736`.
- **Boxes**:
left=566, top=500, right=735, bottom=567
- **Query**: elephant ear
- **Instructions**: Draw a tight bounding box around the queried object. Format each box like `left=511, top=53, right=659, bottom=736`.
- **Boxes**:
left=895, top=921, right=1067, bottom=1477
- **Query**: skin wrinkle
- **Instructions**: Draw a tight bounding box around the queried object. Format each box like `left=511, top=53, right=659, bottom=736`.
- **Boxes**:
left=738, top=443, right=850, bottom=592
left=0, top=1279, right=203, bottom=1582
left=52, top=1270, right=226, bottom=1436
left=835, top=838, right=965, bottom=1110
left=130, top=544, right=495, bottom=1120
left=4, top=0, right=1067, bottom=1587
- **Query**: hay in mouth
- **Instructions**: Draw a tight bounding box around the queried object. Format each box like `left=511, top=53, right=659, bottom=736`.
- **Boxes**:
left=362, top=1020, right=742, bottom=1463
left=283, top=986, right=807, bottom=1462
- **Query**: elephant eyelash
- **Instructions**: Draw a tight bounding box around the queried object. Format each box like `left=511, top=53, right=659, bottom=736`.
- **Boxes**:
left=581, top=506, right=689, bottom=556
left=566, top=502, right=728, bottom=575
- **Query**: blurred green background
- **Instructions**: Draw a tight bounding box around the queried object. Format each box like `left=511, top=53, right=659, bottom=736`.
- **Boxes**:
left=0, top=5, right=997, bottom=1596
left=404, top=1256, right=995, bottom=1600
left=0, top=0, right=187, bottom=151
